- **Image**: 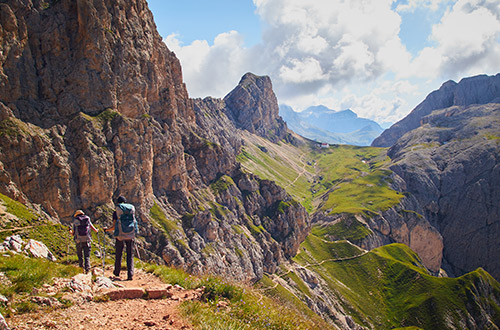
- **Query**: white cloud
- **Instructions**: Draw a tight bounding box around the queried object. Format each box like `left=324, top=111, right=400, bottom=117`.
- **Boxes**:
left=433, top=3, right=500, bottom=55
left=254, top=0, right=406, bottom=99
left=163, top=0, right=500, bottom=123
left=165, top=31, right=254, bottom=98
left=403, top=0, right=500, bottom=80
left=338, top=79, right=421, bottom=123
left=332, top=35, right=376, bottom=79
left=279, top=57, right=327, bottom=83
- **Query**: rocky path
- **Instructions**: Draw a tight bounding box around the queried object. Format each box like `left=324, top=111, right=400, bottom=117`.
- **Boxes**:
left=6, top=267, right=201, bottom=330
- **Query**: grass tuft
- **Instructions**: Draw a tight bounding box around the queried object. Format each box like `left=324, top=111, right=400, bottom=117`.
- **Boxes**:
left=139, top=261, right=198, bottom=289
left=210, top=175, right=235, bottom=195
left=0, top=254, right=80, bottom=316
left=149, top=202, right=179, bottom=239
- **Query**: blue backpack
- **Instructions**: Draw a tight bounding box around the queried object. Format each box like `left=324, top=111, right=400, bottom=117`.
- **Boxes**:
left=114, top=203, right=138, bottom=240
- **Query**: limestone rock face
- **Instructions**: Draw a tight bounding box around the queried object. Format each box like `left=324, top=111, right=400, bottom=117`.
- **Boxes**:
left=313, top=197, right=444, bottom=273
left=372, top=74, right=500, bottom=148
left=361, top=197, right=444, bottom=273
left=0, top=0, right=309, bottom=282
left=224, top=73, right=288, bottom=143
left=0, top=0, right=193, bottom=127
left=387, top=103, right=500, bottom=279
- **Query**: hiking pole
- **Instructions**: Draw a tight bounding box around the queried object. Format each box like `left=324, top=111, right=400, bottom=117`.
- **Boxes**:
left=66, top=224, right=72, bottom=255
left=97, top=230, right=105, bottom=275
left=101, top=229, right=107, bottom=274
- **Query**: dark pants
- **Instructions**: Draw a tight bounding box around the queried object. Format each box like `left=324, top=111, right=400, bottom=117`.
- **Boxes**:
left=76, top=241, right=91, bottom=273
left=113, top=239, right=134, bottom=280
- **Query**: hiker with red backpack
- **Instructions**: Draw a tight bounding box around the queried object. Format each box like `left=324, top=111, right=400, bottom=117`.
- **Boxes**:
left=105, top=196, right=139, bottom=281
left=71, top=210, right=99, bottom=273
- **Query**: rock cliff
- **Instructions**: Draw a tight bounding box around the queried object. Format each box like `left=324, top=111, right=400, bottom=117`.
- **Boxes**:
left=386, top=103, right=500, bottom=279
left=224, top=73, right=289, bottom=143
left=0, top=0, right=309, bottom=281
left=369, top=73, right=500, bottom=280
left=372, top=74, right=500, bottom=148
left=312, top=184, right=444, bottom=273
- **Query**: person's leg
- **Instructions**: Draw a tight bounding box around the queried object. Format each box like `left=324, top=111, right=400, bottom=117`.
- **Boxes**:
left=83, top=242, right=91, bottom=273
left=113, top=239, right=124, bottom=277
left=76, top=242, right=84, bottom=269
left=125, top=239, right=134, bottom=280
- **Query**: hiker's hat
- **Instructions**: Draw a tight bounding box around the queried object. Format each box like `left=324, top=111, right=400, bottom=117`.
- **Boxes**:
left=117, top=196, right=126, bottom=204
left=74, top=210, right=84, bottom=217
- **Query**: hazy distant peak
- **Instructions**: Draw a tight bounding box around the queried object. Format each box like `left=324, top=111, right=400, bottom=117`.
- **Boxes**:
left=279, top=104, right=383, bottom=146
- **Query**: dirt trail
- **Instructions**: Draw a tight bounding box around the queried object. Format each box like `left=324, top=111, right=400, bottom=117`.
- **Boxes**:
left=7, top=267, right=199, bottom=330
left=284, top=153, right=308, bottom=189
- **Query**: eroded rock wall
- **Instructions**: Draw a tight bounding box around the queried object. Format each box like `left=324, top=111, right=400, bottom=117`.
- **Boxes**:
left=0, top=0, right=309, bottom=281
left=387, top=103, right=500, bottom=279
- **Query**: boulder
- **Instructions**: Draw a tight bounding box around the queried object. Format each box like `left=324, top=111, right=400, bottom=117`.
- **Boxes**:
left=3, top=235, right=24, bottom=252
left=24, top=239, right=56, bottom=261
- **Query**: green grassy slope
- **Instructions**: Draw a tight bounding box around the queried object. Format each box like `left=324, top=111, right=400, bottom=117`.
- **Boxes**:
left=292, top=237, right=500, bottom=329
left=237, top=133, right=315, bottom=211
left=237, top=138, right=403, bottom=216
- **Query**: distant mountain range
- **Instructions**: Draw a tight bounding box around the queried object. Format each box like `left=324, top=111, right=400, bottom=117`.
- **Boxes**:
left=279, top=104, right=384, bottom=146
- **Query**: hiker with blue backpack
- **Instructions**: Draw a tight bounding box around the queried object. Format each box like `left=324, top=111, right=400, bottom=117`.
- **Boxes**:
left=71, top=210, right=99, bottom=273
left=105, top=196, right=139, bottom=281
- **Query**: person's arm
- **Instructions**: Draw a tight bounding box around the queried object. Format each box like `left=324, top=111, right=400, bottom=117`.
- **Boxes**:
left=104, top=221, right=115, bottom=232
left=69, top=220, right=75, bottom=236
left=90, top=222, right=99, bottom=233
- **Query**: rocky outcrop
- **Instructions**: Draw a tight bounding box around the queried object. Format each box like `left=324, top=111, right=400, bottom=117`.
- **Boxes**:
left=0, top=0, right=308, bottom=282
left=0, top=0, right=193, bottom=127
left=372, top=74, right=500, bottom=147
left=361, top=197, right=444, bottom=273
left=224, top=73, right=289, bottom=143
left=163, top=172, right=310, bottom=279
left=387, top=103, right=500, bottom=279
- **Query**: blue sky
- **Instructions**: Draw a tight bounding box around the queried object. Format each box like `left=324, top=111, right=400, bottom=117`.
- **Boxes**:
left=148, top=0, right=262, bottom=46
left=147, top=0, right=500, bottom=124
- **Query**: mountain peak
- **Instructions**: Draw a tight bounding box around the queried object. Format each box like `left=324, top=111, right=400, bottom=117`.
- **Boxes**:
left=279, top=104, right=382, bottom=146
left=239, top=72, right=265, bottom=83
left=306, top=105, right=337, bottom=114
left=372, top=73, right=500, bottom=147
left=224, top=73, right=288, bottom=142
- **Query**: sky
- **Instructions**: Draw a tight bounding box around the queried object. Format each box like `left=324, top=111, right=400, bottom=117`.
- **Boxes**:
left=147, top=0, right=500, bottom=125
